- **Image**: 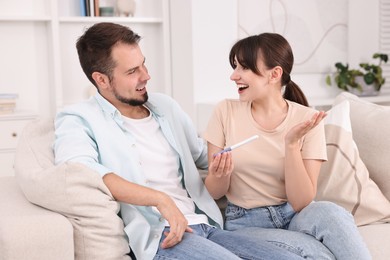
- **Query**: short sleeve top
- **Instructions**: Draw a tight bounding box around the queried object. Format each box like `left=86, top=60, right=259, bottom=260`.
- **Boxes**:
left=203, top=99, right=327, bottom=208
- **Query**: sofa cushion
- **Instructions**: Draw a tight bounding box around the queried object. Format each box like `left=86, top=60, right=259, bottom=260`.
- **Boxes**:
left=0, top=176, right=73, bottom=260
left=359, top=223, right=390, bottom=260
left=334, top=92, right=390, bottom=201
left=14, top=118, right=131, bottom=259
left=315, top=100, right=390, bottom=226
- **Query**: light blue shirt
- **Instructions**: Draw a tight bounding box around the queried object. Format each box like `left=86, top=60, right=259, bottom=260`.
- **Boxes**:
left=54, top=93, right=223, bottom=260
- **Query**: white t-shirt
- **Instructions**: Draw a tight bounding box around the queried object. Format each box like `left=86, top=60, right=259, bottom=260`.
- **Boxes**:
left=122, top=110, right=208, bottom=226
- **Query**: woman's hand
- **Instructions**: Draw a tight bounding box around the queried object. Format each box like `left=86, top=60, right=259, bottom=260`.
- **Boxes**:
left=285, top=111, right=327, bottom=146
left=209, top=151, right=233, bottom=178
left=205, top=142, right=234, bottom=199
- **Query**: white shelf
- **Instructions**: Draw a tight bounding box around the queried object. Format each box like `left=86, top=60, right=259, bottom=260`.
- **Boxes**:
left=309, top=88, right=390, bottom=107
left=59, top=16, right=163, bottom=24
left=0, top=16, right=51, bottom=22
left=0, top=0, right=171, bottom=117
left=0, top=111, right=38, bottom=120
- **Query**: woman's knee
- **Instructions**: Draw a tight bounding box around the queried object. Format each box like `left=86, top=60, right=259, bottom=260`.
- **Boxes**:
left=290, top=201, right=355, bottom=231
left=303, top=201, right=351, bottom=219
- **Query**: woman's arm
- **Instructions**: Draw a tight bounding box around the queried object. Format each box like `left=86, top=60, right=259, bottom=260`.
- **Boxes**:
left=204, top=142, right=233, bottom=200
left=284, top=111, right=326, bottom=212
left=284, top=147, right=323, bottom=211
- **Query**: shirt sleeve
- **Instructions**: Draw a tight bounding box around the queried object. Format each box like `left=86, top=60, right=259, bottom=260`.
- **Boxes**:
left=54, top=110, right=113, bottom=176
left=203, top=100, right=227, bottom=149
left=301, top=119, right=328, bottom=161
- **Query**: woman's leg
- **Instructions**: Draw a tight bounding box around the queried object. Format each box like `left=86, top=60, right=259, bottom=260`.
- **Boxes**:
left=203, top=224, right=305, bottom=260
left=288, top=201, right=371, bottom=260
left=224, top=202, right=335, bottom=260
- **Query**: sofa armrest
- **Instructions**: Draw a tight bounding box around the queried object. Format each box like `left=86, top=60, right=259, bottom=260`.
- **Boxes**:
left=0, top=176, right=74, bottom=260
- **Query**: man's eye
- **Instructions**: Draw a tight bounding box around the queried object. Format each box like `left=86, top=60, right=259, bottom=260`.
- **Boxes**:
left=128, top=69, right=136, bottom=74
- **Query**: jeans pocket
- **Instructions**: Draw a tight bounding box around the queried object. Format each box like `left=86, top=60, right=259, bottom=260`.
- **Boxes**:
left=225, top=202, right=245, bottom=221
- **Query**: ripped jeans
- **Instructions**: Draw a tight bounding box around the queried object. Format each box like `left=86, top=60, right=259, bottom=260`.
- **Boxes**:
left=225, top=201, right=371, bottom=260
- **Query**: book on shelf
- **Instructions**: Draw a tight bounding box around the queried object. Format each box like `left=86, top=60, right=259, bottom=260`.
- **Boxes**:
left=0, top=93, right=18, bottom=115
left=80, top=0, right=101, bottom=17
left=80, top=0, right=87, bottom=16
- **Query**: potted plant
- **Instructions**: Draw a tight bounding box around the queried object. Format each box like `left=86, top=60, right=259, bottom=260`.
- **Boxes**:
left=325, top=53, right=388, bottom=96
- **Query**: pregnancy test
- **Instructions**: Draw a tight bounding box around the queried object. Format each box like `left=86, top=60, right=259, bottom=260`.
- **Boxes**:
left=214, top=135, right=259, bottom=156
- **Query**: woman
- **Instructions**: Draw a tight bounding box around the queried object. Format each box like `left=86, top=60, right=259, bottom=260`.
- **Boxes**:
left=204, top=33, right=371, bottom=259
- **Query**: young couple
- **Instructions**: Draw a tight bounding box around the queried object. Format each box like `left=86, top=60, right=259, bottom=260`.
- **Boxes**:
left=54, top=22, right=370, bottom=259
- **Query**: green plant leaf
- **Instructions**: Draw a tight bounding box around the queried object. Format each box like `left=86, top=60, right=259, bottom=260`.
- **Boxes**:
left=325, top=75, right=332, bottom=86
left=364, top=73, right=375, bottom=84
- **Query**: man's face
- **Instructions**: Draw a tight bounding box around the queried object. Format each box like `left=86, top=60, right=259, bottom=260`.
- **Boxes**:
left=108, top=43, right=151, bottom=107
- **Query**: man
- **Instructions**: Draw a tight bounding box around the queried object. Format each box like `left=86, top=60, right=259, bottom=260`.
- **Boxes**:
left=54, top=22, right=308, bottom=259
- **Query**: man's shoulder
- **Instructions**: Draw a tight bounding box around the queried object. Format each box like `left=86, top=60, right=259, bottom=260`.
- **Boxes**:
left=56, top=97, right=101, bottom=117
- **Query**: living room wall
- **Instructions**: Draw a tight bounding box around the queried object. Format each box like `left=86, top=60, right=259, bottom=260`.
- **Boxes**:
left=169, top=0, right=384, bottom=123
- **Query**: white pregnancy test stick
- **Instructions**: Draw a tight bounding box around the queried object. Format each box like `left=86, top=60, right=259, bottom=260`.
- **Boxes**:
left=214, top=135, right=259, bottom=156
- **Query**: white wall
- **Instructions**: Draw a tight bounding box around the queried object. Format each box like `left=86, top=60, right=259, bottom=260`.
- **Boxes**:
left=170, top=0, right=381, bottom=125
left=170, top=0, right=238, bottom=121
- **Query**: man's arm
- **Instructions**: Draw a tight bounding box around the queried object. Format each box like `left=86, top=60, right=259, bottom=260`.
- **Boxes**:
left=102, top=173, right=192, bottom=249
left=54, top=111, right=192, bottom=249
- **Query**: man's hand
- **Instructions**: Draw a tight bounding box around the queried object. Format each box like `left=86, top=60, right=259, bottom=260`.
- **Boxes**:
left=102, top=173, right=192, bottom=248
left=156, top=194, right=193, bottom=249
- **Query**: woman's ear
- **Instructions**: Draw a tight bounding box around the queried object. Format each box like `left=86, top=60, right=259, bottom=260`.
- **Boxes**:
left=92, top=72, right=110, bottom=90
left=269, top=66, right=283, bottom=83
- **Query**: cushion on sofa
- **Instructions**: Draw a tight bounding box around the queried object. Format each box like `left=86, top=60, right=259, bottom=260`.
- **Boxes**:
left=334, top=92, right=390, bottom=201
left=0, top=176, right=74, bottom=260
left=315, top=100, right=390, bottom=226
left=14, top=118, right=131, bottom=259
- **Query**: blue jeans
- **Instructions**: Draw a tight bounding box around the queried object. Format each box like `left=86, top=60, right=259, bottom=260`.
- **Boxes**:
left=225, top=201, right=371, bottom=260
left=154, top=224, right=305, bottom=259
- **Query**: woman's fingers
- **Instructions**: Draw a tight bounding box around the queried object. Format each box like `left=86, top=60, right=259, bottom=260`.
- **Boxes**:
left=211, top=152, right=232, bottom=177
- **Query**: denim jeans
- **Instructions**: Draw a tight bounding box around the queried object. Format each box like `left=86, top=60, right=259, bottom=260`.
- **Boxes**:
left=225, top=201, right=372, bottom=260
left=154, top=224, right=305, bottom=259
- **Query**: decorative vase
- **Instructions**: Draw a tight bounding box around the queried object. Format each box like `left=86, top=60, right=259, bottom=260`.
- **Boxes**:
left=348, top=76, right=380, bottom=97
left=116, top=0, right=136, bottom=17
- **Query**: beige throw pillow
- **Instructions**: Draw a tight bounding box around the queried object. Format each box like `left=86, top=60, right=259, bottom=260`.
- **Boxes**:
left=14, top=118, right=131, bottom=259
left=334, top=92, right=390, bottom=201
left=315, top=101, right=390, bottom=226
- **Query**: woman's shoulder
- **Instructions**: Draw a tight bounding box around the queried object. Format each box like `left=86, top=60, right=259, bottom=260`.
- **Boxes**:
left=287, top=100, right=317, bottom=116
left=215, top=98, right=249, bottom=112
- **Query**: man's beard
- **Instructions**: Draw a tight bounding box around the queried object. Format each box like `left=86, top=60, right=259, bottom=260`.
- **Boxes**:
left=113, top=88, right=148, bottom=106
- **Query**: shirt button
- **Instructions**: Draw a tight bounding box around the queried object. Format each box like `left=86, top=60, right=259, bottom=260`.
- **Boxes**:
left=154, top=234, right=159, bottom=239
left=159, top=217, right=164, bottom=222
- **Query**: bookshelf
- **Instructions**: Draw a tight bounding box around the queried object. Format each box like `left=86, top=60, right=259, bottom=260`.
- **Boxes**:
left=0, top=0, right=171, bottom=175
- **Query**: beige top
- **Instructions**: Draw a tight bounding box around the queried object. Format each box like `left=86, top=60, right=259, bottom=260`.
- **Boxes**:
left=204, top=99, right=327, bottom=209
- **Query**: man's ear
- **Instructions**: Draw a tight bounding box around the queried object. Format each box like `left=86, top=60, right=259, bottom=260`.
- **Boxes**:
left=92, top=72, right=110, bottom=89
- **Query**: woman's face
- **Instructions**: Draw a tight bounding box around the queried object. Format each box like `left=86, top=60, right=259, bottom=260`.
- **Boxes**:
left=230, top=56, right=272, bottom=102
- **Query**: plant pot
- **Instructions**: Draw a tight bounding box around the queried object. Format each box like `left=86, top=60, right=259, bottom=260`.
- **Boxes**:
left=347, top=76, right=380, bottom=97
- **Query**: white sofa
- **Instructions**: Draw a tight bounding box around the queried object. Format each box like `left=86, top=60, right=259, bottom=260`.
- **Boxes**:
left=0, top=92, right=389, bottom=259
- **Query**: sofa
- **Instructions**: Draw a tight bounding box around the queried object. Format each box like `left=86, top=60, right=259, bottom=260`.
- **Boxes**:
left=0, top=92, right=389, bottom=259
